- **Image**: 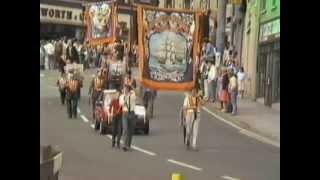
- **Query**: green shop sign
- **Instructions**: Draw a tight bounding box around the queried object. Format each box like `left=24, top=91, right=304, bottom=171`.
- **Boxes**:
left=259, top=18, right=280, bottom=42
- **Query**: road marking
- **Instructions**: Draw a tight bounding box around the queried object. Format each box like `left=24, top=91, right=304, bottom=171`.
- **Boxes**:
left=202, top=107, right=280, bottom=148
left=77, top=108, right=81, bottom=114
left=131, top=145, right=157, bottom=156
left=90, top=124, right=95, bottom=129
left=80, top=115, right=89, bottom=123
left=105, top=135, right=157, bottom=156
left=167, top=159, right=203, bottom=171
left=221, top=175, right=240, bottom=180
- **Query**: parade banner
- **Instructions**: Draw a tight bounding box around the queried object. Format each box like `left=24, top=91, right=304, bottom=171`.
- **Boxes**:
left=137, top=6, right=202, bottom=91
left=85, top=2, right=117, bottom=46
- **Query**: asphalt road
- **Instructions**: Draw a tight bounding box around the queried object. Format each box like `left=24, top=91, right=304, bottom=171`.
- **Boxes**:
left=40, top=69, right=280, bottom=180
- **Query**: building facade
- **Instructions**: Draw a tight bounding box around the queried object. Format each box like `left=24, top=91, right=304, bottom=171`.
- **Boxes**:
left=241, top=0, right=280, bottom=107
left=40, top=0, right=85, bottom=40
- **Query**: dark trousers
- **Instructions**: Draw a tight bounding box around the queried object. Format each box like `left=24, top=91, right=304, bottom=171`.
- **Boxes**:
left=122, top=112, right=135, bottom=149
left=59, top=89, right=66, bottom=105
left=112, top=115, right=122, bottom=146
left=66, top=93, right=78, bottom=118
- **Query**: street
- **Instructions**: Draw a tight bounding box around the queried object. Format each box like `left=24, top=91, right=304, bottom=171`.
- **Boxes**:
left=40, top=69, right=279, bottom=180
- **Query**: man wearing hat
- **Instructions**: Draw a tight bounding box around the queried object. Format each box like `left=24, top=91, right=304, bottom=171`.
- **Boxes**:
left=65, top=72, right=82, bottom=119
left=182, top=89, right=205, bottom=151
left=119, top=85, right=136, bottom=151
left=89, top=70, right=107, bottom=119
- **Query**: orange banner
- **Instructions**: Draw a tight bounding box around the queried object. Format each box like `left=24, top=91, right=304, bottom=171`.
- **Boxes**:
left=85, top=2, right=117, bottom=46
left=137, top=6, right=203, bottom=91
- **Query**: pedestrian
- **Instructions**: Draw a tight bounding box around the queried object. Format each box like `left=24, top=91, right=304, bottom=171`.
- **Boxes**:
left=65, top=72, right=82, bottom=119
left=44, top=41, right=55, bottom=70
left=57, top=73, right=67, bottom=105
left=55, top=39, right=63, bottom=69
left=220, top=68, right=230, bottom=112
left=40, top=42, right=46, bottom=70
left=109, top=90, right=122, bottom=148
left=228, top=70, right=238, bottom=115
left=237, top=67, right=246, bottom=99
left=119, top=85, right=136, bottom=152
left=199, top=58, right=208, bottom=98
left=216, top=68, right=223, bottom=110
left=182, top=89, right=205, bottom=151
left=207, top=58, right=218, bottom=103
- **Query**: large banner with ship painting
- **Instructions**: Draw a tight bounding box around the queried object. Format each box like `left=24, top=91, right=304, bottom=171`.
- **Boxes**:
left=85, top=2, right=117, bottom=46
left=137, top=6, right=201, bottom=91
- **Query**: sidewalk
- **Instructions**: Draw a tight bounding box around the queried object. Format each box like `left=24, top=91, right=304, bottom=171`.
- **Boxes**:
left=205, top=98, right=280, bottom=144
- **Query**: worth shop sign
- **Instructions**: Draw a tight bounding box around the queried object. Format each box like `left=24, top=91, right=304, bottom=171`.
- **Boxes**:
left=40, top=4, right=84, bottom=26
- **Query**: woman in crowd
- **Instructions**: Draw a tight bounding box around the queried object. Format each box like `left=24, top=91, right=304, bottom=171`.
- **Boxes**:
left=237, top=67, right=246, bottom=99
left=220, top=68, right=230, bottom=112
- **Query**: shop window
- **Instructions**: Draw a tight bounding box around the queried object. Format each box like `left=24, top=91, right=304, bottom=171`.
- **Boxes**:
left=165, top=0, right=173, bottom=8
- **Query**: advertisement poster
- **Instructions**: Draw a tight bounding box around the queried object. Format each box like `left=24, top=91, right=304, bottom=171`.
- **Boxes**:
left=138, top=6, right=201, bottom=91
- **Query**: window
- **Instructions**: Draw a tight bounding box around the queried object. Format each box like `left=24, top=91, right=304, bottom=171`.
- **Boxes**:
left=165, top=0, right=173, bottom=8
left=185, top=0, right=191, bottom=9
left=261, top=0, right=267, bottom=11
left=272, top=0, right=277, bottom=10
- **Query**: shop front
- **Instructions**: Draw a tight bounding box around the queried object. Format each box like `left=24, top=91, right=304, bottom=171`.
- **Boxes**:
left=256, top=18, right=280, bottom=107
left=40, top=2, right=85, bottom=40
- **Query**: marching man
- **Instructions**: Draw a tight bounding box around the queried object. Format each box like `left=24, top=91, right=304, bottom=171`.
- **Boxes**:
left=89, top=70, right=107, bottom=119
left=182, top=88, right=205, bottom=151
left=57, top=73, right=67, bottom=105
left=65, top=72, right=82, bottom=119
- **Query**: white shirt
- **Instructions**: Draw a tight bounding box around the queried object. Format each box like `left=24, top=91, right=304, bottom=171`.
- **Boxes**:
left=207, top=65, right=217, bottom=81
left=237, top=72, right=246, bottom=81
left=119, top=91, right=136, bottom=112
left=44, top=43, right=55, bottom=55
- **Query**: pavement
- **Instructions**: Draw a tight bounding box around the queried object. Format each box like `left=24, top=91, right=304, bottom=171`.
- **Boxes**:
left=40, top=69, right=280, bottom=180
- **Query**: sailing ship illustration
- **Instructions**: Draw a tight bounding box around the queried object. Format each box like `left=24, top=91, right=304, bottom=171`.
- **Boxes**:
left=155, top=36, right=186, bottom=66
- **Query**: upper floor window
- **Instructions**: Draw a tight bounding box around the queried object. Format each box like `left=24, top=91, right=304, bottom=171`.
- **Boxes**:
left=185, top=0, right=191, bottom=9
left=261, top=0, right=267, bottom=11
left=165, top=0, right=174, bottom=8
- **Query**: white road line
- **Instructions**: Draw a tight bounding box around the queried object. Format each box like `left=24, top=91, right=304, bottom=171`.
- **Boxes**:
left=167, top=159, right=203, bottom=171
left=221, top=175, right=240, bottom=180
left=77, top=108, right=81, bottom=114
left=131, top=145, right=157, bottom=156
left=90, top=124, right=95, bottom=129
left=106, top=135, right=157, bottom=156
left=80, top=115, right=89, bottom=123
left=202, top=107, right=280, bottom=148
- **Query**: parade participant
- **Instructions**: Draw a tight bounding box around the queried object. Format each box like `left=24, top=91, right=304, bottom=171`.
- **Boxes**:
left=123, top=70, right=136, bottom=90
left=183, top=89, right=205, bottom=151
left=56, top=73, right=67, bottom=105
left=109, top=89, right=122, bottom=148
left=65, top=72, right=82, bottom=119
left=89, top=70, right=107, bottom=119
left=119, top=85, right=136, bottom=152
left=107, top=45, right=126, bottom=90
left=142, top=86, right=157, bottom=118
